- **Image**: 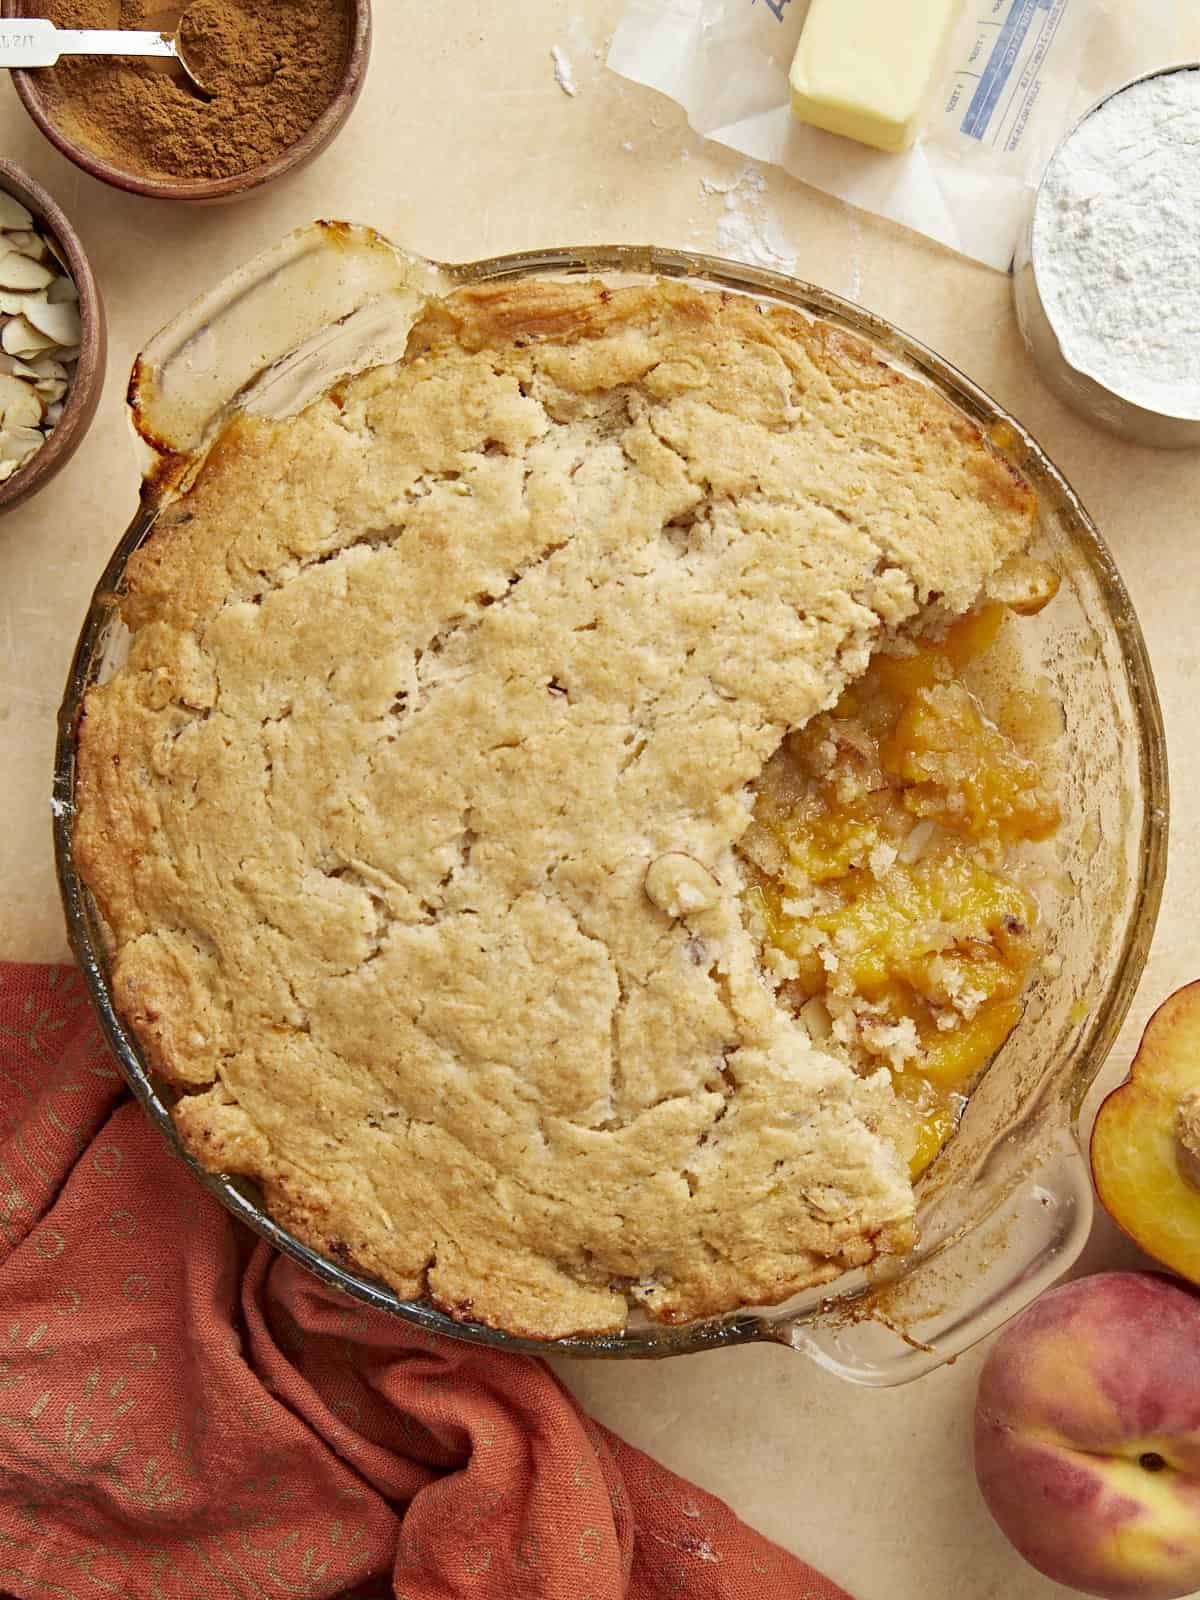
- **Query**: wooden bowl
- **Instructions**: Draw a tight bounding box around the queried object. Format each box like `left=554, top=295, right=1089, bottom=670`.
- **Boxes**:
left=3, top=0, right=372, bottom=202
left=0, top=160, right=105, bottom=515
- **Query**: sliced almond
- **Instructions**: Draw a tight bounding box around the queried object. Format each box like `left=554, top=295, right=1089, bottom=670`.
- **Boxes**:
left=0, top=425, right=44, bottom=462
left=43, top=234, right=69, bottom=272
left=2, top=316, right=59, bottom=357
left=24, top=300, right=80, bottom=352
left=0, top=291, right=43, bottom=317
left=898, top=819, right=938, bottom=864
left=47, top=274, right=78, bottom=306
left=0, top=458, right=18, bottom=482
left=0, top=353, right=35, bottom=379
left=5, top=230, right=48, bottom=263
left=799, top=995, right=834, bottom=1042
left=24, top=298, right=80, bottom=347
left=25, top=356, right=65, bottom=381
left=16, top=394, right=47, bottom=428
left=0, top=251, right=54, bottom=292
left=45, top=400, right=64, bottom=427
left=0, top=374, right=44, bottom=429
left=56, top=345, right=80, bottom=366
left=0, top=192, right=33, bottom=232
left=986, top=554, right=1062, bottom=617
left=644, top=852, right=721, bottom=917
left=35, top=377, right=66, bottom=404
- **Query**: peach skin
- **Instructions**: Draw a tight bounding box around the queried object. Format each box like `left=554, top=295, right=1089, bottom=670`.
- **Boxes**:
left=1092, top=982, right=1200, bottom=1286
left=974, top=1273, right=1200, bottom=1600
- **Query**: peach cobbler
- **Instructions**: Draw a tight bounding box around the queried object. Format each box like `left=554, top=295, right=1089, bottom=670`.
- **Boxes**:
left=74, top=277, right=1060, bottom=1338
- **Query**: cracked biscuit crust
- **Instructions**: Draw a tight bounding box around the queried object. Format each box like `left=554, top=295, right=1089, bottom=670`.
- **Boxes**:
left=75, top=279, right=1036, bottom=1338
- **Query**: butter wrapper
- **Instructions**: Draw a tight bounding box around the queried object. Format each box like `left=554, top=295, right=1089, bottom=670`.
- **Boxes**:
left=609, top=0, right=1184, bottom=271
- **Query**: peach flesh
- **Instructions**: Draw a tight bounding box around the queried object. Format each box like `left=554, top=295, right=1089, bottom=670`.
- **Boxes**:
left=975, top=1273, right=1200, bottom=1600
left=1091, top=982, right=1200, bottom=1289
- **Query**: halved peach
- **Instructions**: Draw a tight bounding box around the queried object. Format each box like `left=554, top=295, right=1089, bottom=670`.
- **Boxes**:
left=1091, top=982, right=1200, bottom=1286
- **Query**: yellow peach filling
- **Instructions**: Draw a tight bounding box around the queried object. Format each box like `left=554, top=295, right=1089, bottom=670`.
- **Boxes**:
left=743, top=604, right=1061, bottom=1177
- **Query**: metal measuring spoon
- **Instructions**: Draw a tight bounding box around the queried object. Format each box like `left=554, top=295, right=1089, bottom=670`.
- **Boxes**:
left=0, top=16, right=211, bottom=95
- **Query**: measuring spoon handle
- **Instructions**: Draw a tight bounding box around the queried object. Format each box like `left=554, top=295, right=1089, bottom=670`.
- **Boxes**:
left=0, top=19, right=177, bottom=68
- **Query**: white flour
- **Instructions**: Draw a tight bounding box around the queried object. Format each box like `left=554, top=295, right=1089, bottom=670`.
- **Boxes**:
left=845, top=207, right=863, bottom=304
left=550, top=45, right=578, bottom=97
left=698, top=167, right=798, bottom=272
left=1034, top=71, right=1200, bottom=419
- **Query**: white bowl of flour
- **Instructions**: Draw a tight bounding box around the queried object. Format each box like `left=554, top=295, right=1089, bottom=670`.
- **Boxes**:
left=1014, top=65, right=1200, bottom=449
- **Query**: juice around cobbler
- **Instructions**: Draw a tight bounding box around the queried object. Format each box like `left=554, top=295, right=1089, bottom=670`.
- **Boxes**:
left=741, top=601, right=1062, bottom=1177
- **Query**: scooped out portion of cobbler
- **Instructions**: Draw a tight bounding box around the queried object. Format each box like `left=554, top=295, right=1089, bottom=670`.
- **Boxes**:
left=74, top=276, right=1056, bottom=1339
left=742, top=601, right=1061, bottom=1179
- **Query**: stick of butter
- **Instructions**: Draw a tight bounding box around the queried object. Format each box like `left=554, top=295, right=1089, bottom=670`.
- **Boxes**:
left=789, top=0, right=961, bottom=155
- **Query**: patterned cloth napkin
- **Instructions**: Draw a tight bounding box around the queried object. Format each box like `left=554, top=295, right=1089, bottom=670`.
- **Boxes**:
left=0, top=962, right=852, bottom=1600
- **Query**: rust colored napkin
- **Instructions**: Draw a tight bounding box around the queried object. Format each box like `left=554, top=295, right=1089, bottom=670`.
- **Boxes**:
left=0, top=962, right=852, bottom=1600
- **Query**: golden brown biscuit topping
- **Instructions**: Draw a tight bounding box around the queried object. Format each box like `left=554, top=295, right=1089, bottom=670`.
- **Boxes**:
left=75, top=279, right=1036, bottom=1337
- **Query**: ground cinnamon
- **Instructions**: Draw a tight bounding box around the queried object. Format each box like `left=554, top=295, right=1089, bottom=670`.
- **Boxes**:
left=40, top=0, right=352, bottom=182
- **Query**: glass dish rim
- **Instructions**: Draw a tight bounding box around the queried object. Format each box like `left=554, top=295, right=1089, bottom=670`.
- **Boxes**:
left=52, top=241, right=1170, bottom=1362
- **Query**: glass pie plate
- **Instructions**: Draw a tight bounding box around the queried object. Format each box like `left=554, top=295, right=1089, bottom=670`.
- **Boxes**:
left=53, top=226, right=1168, bottom=1385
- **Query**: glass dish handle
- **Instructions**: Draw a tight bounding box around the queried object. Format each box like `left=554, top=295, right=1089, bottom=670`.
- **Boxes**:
left=128, top=221, right=452, bottom=489
left=772, top=1129, right=1095, bottom=1385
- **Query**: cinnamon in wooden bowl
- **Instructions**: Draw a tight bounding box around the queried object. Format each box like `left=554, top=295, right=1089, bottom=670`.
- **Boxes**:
left=5, top=0, right=371, bottom=201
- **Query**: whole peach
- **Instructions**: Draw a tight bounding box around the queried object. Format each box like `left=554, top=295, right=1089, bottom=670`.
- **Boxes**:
left=975, top=1272, right=1200, bottom=1600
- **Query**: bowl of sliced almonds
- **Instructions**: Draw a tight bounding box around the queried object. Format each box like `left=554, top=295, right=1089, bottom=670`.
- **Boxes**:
left=0, top=158, right=104, bottom=514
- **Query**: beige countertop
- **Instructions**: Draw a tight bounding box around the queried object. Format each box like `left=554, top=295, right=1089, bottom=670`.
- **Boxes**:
left=2, top=5, right=1199, bottom=1596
